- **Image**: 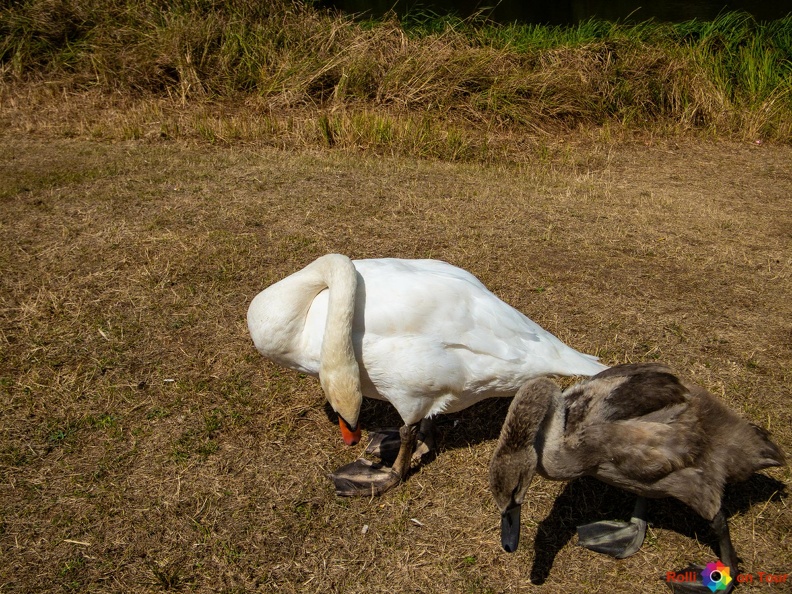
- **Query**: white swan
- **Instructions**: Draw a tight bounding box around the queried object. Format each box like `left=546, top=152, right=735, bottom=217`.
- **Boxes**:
left=247, top=254, right=607, bottom=495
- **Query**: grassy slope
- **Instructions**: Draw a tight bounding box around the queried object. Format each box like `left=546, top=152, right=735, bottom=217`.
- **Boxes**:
left=1, top=1, right=791, bottom=152
left=0, top=136, right=790, bottom=592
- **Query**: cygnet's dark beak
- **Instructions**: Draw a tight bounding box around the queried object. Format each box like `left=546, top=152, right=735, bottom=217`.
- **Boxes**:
left=500, top=505, right=522, bottom=553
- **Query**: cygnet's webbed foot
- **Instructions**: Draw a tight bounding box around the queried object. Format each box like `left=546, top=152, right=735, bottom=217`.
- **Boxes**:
left=577, top=497, right=647, bottom=559
left=577, top=518, right=646, bottom=558
left=330, top=423, right=424, bottom=497
left=662, top=564, right=735, bottom=594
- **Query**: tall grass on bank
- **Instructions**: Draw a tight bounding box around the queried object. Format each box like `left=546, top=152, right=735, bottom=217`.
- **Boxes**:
left=1, top=0, right=790, bottom=149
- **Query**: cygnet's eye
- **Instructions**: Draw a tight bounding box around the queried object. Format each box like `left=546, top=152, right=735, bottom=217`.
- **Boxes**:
left=511, top=476, right=523, bottom=502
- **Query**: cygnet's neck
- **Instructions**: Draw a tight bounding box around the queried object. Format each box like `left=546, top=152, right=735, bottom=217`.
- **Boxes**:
left=533, top=389, right=571, bottom=480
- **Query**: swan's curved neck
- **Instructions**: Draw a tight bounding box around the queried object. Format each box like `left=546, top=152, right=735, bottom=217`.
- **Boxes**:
left=308, top=255, right=363, bottom=429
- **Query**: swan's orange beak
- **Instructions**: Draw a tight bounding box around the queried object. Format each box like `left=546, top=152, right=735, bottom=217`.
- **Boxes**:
left=339, top=416, right=361, bottom=446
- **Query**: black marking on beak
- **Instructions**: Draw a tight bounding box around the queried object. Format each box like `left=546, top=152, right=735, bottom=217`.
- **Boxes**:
left=339, top=415, right=358, bottom=433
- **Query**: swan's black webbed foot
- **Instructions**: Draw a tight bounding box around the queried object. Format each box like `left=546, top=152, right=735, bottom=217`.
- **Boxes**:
left=662, top=564, right=735, bottom=594
left=365, top=419, right=434, bottom=466
left=330, top=457, right=401, bottom=497
left=414, top=417, right=435, bottom=463
left=331, top=423, right=424, bottom=497
left=363, top=428, right=402, bottom=464
left=577, top=497, right=647, bottom=559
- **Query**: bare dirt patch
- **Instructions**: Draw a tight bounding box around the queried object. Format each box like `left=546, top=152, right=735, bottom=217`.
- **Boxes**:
left=1, top=135, right=790, bottom=593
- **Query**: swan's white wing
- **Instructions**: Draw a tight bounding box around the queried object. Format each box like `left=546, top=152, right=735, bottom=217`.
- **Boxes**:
left=355, top=260, right=603, bottom=411
left=357, top=258, right=601, bottom=372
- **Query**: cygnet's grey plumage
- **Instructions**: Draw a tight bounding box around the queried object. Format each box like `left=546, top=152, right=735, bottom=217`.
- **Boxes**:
left=490, top=363, right=784, bottom=591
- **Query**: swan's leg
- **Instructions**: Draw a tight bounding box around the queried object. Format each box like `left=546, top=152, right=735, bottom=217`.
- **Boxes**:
left=577, top=496, right=647, bottom=559
left=392, top=423, right=418, bottom=479
left=662, top=509, right=737, bottom=594
left=330, top=422, right=419, bottom=497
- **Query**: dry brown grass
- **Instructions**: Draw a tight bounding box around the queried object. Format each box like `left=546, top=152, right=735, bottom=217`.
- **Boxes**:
left=1, top=133, right=791, bottom=593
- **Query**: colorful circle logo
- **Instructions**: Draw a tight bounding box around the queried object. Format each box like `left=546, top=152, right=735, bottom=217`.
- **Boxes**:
left=701, top=560, right=733, bottom=592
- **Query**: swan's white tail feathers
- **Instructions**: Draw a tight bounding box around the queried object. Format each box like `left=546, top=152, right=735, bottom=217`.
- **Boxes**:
left=554, top=350, right=609, bottom=377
